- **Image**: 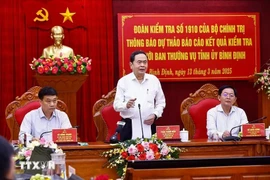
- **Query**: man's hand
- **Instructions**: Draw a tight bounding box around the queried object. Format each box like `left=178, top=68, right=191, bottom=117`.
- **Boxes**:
left=126, top=98, right=136, bottom=109
left=222, top=130, right=230, bottom=138
left=144, top=114, right=155, bottom=125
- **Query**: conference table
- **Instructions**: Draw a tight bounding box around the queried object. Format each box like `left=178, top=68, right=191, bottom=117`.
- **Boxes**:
left=61, top=139, right=270, bottom=179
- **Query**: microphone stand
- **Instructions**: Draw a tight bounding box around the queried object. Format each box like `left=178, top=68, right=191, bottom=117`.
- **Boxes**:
left=223, top=116, right=267, bottom=141
left=138, top=104, right=144, bottom=139
left=40, top=131, right=52, bottom=139
left=222, top=126, right=241, bottom=141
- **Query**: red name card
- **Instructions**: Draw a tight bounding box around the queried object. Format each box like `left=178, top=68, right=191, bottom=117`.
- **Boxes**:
left=156, top=125, right=180, bottom=140
left=242, top=123, right=265, bottom=137
left=52, top=128, right=78, bottom=143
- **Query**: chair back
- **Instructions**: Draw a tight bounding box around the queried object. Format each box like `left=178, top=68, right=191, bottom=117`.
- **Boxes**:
left=180, top=83, right=219, bottom=140
left=5, top=86, right=68, bottom=140
left=93, top=88, right=121, bottom=142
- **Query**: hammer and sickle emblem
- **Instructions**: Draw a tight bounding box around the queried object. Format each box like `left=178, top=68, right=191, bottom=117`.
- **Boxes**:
left=33, top=8, right=49, bottom=22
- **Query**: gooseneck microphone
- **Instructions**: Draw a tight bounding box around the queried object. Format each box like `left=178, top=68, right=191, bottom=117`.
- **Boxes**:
left=40, top=130, right=52, bottom=139
left=223, top=116, right=267, bottom=141
left=138, top=104, right=144, bottom=139
left=109, top=121, right=126, bottom=143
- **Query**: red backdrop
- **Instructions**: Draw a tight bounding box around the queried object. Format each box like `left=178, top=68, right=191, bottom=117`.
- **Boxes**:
left=1, top=0, right=270, bottom=141
left=0, top=0, right=114, bottom=141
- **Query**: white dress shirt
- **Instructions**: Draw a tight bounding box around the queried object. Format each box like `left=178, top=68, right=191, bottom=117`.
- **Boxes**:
left=113, top=72, right=166, bottom=139
left=206, top=104, right=248, bottom=139
left=19, top=107, right=72, bottom=142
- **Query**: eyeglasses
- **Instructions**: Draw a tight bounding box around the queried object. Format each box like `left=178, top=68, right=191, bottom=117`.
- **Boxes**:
left=222, top=92, right=235, bottom=98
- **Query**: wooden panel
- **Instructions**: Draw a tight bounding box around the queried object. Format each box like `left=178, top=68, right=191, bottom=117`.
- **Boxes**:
left=179, top=145, right=254, bottom=158
left=243, top=175, right=270, bottom=180
left=62, top=142, right=118, bottom=179
left=126, top=165, right=270, bottom=180
left=192, top=177, right=232, bottom=180
left=167, top=140, right=261, bottom=157
left=262, top=141, right=270, bottom=156
left=61, top=140, right=270, bottom=179
left=141, top=179, right=181, bottom=180
left=66, top=159, right=117, bottom=179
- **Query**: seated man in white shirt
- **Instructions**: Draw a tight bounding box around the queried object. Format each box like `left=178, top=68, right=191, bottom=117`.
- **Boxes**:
left=206, top=85, right=248, bottom=140
left=19, top=86, right=72, bottom=142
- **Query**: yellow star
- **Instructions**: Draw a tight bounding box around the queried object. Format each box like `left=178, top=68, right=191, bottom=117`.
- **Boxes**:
left=60, top=7, right=76, bottom=23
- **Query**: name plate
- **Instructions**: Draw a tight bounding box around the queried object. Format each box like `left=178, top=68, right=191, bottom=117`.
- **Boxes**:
left=242, top=123, right=265, bottom=137
left=52, top=128, right=77, bottom=143
left=156, top=125, right=180, bottom=140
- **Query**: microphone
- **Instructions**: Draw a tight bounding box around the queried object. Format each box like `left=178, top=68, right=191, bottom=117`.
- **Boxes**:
left=40, top=130, right=52, bottom=139
left=138, top=104, right=144, bottom=139
left=109, top=121, right=126, bottom=143
left=223, top=116, right=267, bottom=141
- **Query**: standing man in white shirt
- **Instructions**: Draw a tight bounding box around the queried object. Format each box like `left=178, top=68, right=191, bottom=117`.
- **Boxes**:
left=206, top=85, right=248, bottom=140
left=19, top=86, right=72, bottom=142
left=113, top=50, right=166, bottom=140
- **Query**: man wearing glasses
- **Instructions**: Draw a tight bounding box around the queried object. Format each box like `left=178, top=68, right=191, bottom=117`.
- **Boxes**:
left=206, top=85, right=248, bottom=140
left=19, top=86, right=72, bottom=142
